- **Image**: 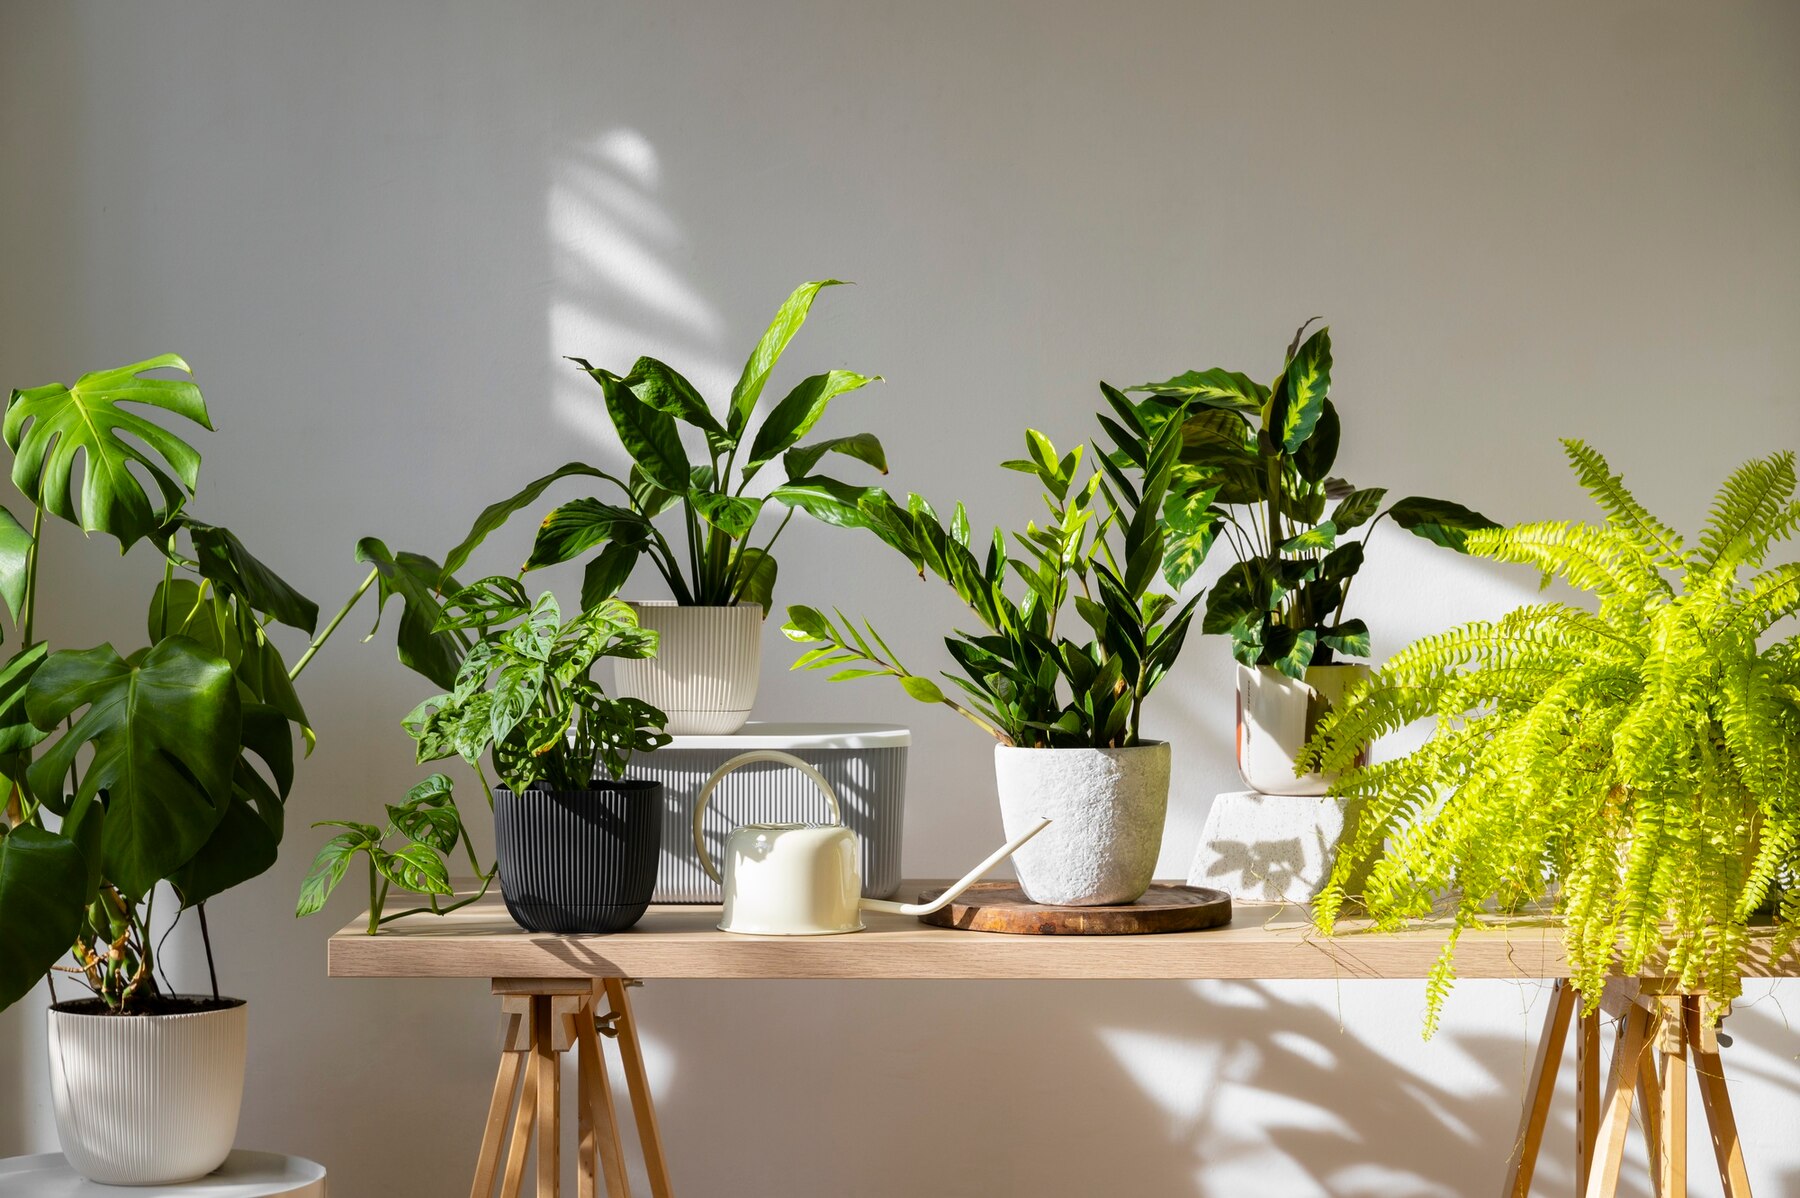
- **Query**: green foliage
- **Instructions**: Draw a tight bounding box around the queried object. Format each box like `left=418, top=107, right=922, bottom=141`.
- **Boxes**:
left=295, top=774, right=498, bottom=935
left=403, top=582, right=671, bottom=791
left=1131, top=323, right=1494, bottom=677
left=784, top=410, right=1199, bottom=748
left=0, top=356, right=350, bottom=1014
left=441, top=281, right=889, bottom=614
left=1304, top=441, right=1800, bottom=1032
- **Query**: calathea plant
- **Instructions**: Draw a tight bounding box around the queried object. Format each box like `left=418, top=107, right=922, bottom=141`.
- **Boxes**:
left=436, top=280, right=890, bottom=613
left=297, top=582, right=669, bottom=932
left=784, top=411, right=1199, bottom=748
left=1126, top=322, right=1494, bottom=676
left=1303, top=442, right=1800, bottom=1030
left=0, top=355, right=370, bottom=1013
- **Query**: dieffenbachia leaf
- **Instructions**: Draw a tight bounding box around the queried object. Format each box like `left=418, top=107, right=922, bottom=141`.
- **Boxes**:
left=1388, top=496, right=1499, bottom=551
left=727, top=280, right=846, bottom=440
left=4, top=354, right=212, bottom=548
left=1269, top=327, right=1331, bottom=455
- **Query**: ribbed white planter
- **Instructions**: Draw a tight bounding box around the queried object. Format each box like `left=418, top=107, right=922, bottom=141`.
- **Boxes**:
left=994, top=742, right=1170, bottom=906
left=48, top=998, right=247, bottom=1186
left=1235, top=663, right=1370, bottom=796
left=613, top=601, right=762, bottom=735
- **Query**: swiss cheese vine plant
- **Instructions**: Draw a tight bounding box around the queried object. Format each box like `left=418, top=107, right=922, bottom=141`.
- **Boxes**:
left=0, top=356, right=375, bottom=1013
left=1302, top=440, right=1800, bottom=1031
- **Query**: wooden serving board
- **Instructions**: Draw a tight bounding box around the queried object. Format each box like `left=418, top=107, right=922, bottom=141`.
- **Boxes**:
left=914, top=882, right=1232, bottom=935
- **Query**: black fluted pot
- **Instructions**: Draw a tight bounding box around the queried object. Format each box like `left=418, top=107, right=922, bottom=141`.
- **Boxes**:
left=494, top=780, right=663, bottom=933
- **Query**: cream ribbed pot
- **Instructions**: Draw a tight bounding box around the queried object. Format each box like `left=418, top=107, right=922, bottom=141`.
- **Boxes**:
left=47, top=1000, right=247, bottom=1185
left=612, top=602, right=763, bottom=735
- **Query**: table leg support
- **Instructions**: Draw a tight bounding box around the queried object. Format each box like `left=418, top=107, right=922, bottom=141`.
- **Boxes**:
left=477, top=979, right=675, bottom=1197
left=1502, top=979, right=1575, bottom=1198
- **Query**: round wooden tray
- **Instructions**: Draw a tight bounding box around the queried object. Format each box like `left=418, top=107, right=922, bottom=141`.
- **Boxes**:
left=915, top=881, right=1232, bottom=935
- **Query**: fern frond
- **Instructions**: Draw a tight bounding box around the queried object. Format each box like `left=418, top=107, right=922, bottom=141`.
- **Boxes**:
left=1562, top=438, right=1688, bottom=569
left=1692, top=450, right=1797, bottom=575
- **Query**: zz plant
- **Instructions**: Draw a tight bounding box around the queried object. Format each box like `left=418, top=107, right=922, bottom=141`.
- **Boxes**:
left=441, top=280, right=890, bottom=614
left=1129, top=322, right=1493, bottom=676
left=0, top=356, right=366, bottom=1013
left=784, top=408, right=1198, bottom=748
left=297, top=583, right=669, bottom=932
left=1303, top=441, right=1800, bottom=1030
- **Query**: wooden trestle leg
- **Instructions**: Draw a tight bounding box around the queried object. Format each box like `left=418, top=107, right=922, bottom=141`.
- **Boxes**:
left=1499, top=978, right=1754, bottom=1198
left=469, top=979, right=675, bottom=1198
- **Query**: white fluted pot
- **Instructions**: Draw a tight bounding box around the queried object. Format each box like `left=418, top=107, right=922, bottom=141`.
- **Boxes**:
left=993, top=742, right=1170, bottom=905
left=1235, top=663, right=1370, bottom=796
left=613, top=602, right=762, bottom=735
left=48, top=998, right=247, bottom=1185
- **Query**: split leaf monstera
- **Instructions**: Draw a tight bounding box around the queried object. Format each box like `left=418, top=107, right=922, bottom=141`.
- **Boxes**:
left=1129, top=322, right=1495, bottom=676
left=0, top=355, right=371, bottom=1013
left=1304, top=442, right=1800, bottom=1032
left=437, top=280, right=889, bottom=614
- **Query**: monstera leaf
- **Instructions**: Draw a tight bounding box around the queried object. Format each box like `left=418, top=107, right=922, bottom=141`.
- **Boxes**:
left=356, top=538, right=463, bottom=690
left=26, top=639, right=241, bottom=898
left=5, top=354, right=212, bottom=548
left=0, top=823, right=95, bottom=1010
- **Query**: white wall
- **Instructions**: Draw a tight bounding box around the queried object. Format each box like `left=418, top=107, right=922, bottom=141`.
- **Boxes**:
left=4, top=3, right=1799, bottom=1195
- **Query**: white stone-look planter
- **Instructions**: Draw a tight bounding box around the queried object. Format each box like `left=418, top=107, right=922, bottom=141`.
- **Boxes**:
left=1235, top=663, right=1371, bottom=796
left=994, top=741, right=1170, bottom=906
left=48, top=997, right=247, bottom=1186
left=1190, top=789, right=1370, bottom=905
left=612, top=601, right=763, bottom=735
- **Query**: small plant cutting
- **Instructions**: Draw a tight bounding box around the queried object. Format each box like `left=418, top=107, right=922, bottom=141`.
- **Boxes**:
left=434, top=279, right=891, bottom=733
left=1128, top=321, right=1494, bottom=676
left=298, top=581, right=672, bottom=934
left=784, top=408, right=1200, bottom=906
left=1303, top=441, right=1800, bottom=1030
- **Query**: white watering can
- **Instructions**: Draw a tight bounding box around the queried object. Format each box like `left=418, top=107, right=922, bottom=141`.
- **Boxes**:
left=694, top=750, right=1051, bottom=935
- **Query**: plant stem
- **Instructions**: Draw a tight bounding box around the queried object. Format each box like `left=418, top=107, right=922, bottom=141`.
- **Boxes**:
left=366, top=859, right=381, bottom=936
left=376, top=867, right=498, bottom=928
left=289, top=566, right=378, bottom=681
left=19, top=505, right=42, bottom=646
left=197, top=901, right=220, bottom=1000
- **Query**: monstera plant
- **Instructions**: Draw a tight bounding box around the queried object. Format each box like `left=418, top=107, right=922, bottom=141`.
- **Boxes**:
left=0, top=355, right=377, bottom=1185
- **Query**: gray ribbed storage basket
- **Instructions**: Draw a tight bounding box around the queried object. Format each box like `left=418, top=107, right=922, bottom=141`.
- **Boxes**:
left=629, top=722, right=909, bottom=902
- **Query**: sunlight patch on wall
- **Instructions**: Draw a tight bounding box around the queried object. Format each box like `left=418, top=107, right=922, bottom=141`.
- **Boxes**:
left=548, top=126, right=730, bottom=448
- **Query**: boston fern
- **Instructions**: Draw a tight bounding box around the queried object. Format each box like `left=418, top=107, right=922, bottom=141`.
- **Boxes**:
left=784, top=410, right=1199, bottom=748
left=1303, top=440, right=1800, bottom=1029
left=437, top=280, right=889, bottom=614
left=1129, top=321, right=1493, bottom=677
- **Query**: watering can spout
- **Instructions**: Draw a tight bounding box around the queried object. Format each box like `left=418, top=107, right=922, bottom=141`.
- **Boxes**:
left=859, top=817, right=1052, bottom=918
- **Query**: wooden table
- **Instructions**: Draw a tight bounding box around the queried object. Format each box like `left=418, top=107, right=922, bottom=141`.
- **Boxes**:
left=329, top=886, right=1795, bottom=1198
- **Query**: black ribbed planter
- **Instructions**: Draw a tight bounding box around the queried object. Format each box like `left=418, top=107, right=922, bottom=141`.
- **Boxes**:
left=494, top=780, right=663, bottom=933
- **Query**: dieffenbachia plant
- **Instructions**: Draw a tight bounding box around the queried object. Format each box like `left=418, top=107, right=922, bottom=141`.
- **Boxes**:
left=0, top=356, right=377, bottom=1012
left=434, top=280, right=891, bottom=615
left=1127, top=322, right=1495, bottom=677
left=1303, top=442, right=1800, bottom=1031
left=783, top=410, right=1199, bottom=749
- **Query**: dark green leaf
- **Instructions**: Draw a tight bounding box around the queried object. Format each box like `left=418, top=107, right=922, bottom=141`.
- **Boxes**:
left=581, top=543, right=639, bottom=607
left=387, top=774, right=460, bottom=853
left=27, top=639, right=240, bottom=898
left=728, top=280, right=846, bottom=439
left=5, top=354, right=211, bottom=548
left=0, top=643, right=48, bottom=760
left=1319, top=619, right=1370, bottom=658
left=1266, top=627, right=1318, bottom=679
left=691, top=491, right=763, bottom=540
left=1281, top=521, right=1337, bottom=555
left=730, top=547, right=778, bottom=614
left=525, top=499, right=646, bottom=570
left=743, top=370, right=879, bottom=480
left=1129, top=368, right=1268, bottom=412
left=1293, top=398, right=1339, bottom=482
left=355, top=538, right=463, bottom=690
left=376, top=842, right=453, bottom=895
left=591, top=368, right=689, bottom=491
left=440, top=462, right=608, bottom=580
left=0, top=507, right=31, bottom=626
left=0, top=824, right=94, bottom=1010
left=1271, top=328, right=1331, bottom=454
left=622, top=357, right=728, bottom=453
left=180, top=517, right=318, bottom=633
left=294, top=830, right=367, bottom=918
left=1388, top=495, right=1499, bottom=551
left=783, top=433, right=887, bottom=480
left=1331, top=487, right=1388, bottom=533
left=768, top=477, right=888, bottom=528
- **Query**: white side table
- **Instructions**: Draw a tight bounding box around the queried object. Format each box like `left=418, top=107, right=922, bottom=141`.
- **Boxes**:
left=0, top=1152, right=325, bottom=1196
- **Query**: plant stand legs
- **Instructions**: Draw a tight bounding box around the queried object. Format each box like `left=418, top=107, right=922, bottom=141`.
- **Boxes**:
left=469, top=979, right=675, bottom=1198
left=1500, top=979, right=1752, bottom=1198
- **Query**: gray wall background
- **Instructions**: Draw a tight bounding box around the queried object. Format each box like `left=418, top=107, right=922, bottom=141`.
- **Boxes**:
left=3, top=3, right=1799, bottom=1195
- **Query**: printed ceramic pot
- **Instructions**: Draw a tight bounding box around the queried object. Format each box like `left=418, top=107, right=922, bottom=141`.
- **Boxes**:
left=495, top=781, right=663, bottom=933
left=48, top=997, right=247, bottom=1185
left=1235, top=663, right=1371, bottom=796
left=612, top=602, right=762, bottom=735
left=993, top=742, right=1171, bottom=906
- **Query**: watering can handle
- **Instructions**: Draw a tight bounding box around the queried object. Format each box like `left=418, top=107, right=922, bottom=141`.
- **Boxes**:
left=692, top=750, right=844, bottom=885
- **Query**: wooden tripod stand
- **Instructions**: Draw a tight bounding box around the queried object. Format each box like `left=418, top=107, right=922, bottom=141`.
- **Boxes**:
left=1504, top=978, right=1751, bottom=1198
left=470, top=978, right=675, bottom=1198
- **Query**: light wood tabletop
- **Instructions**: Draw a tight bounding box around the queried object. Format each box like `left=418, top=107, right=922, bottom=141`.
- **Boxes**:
left=324, top=882, right=1800, bottom=982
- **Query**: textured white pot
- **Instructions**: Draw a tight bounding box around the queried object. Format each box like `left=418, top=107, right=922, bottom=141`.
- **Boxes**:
left=613, top=601, right=762, bottom=735
left=1235, top=663, right=1370, bottom=796
left=48, top=998, right=247, bottom=1186
left=1190, top=789, right=1370, bottom=904
left=993, top=742, right=1170, bottom=906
